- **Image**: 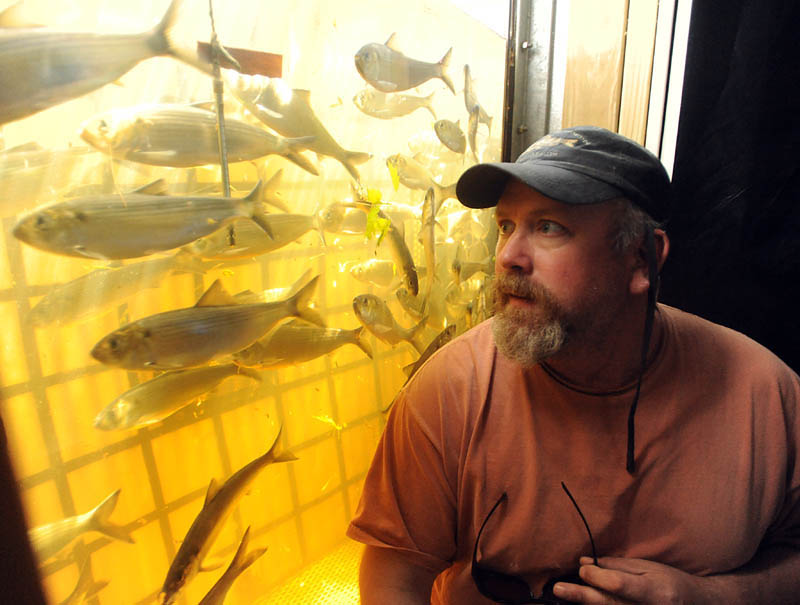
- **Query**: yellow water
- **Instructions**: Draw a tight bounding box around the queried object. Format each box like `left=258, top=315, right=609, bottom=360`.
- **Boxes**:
left=0, top=0, right=505, bottom=602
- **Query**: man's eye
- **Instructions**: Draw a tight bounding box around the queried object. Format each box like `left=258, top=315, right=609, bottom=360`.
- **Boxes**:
left=498, top=221, right=513, bottom=235
left=539, top=221, right=565, bottom=235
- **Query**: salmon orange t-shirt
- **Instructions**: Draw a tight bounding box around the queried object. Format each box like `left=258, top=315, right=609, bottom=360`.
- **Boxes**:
left=347, top=305, right=800, bottom=604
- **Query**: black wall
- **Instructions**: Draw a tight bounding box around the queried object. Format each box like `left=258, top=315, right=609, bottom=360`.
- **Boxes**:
left=661, top=0, right=800, bottom=373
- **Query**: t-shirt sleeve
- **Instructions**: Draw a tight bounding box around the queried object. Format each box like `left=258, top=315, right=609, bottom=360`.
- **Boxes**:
left=762, top=364, right=800, bottom=551
left=347, top=362, right=460, bottom=575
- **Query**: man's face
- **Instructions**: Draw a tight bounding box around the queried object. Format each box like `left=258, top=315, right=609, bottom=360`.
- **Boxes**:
left=492, top=179, right=633, bottom=366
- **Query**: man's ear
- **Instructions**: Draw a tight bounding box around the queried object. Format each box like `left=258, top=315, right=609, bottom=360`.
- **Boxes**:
left=629, top=229, right=670, bottom=295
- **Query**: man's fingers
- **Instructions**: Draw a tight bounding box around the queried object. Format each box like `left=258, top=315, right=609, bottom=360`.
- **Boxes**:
left=580, top=556, right=651, bottom=574
left=552, top=580, right=632, bottom=605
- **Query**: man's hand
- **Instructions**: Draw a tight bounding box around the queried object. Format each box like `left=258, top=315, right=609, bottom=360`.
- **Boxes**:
left=551, top=556, right=721, bottom=604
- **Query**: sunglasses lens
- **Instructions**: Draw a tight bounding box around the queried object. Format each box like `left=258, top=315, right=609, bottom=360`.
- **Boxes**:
left=472, top=565, right=534, bottom=603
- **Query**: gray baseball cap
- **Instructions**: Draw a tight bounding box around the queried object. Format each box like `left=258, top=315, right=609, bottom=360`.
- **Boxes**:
left=456, top=126, right=672, bottom=222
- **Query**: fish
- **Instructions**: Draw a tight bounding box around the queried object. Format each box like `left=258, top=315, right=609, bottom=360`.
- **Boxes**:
left=395, top=287, right=426, bottom=319
left=224, top=71, right=371, bottom=181
left=352, top=88, right=436, bottom=120
left=463, top=65, right=492, bottom=131
left=185, top=212, right=320, bottom=260
left=433, top=119, right=466, bottom=154
left=353, top=293, right=426, bottom=353
left=94, top=363, right=261, bottom=431
left=386, top=153, right=457, bottom=207
left=197, top=527, right=267, bottom=605
left=28, top=489, right=134, bottom=563
left=384, top=323, right=458, bottom=412
left=80, top=103, right=318, bottom=175
left=159, top=428, right=297, bottom=605
left=12, top=179, right=274, bottom=261
left=420, top=187, right=438, bottom=297
left=28, top=251, right=206, bottom=328
left=452, top=256, right=493, bottom=284
left=348, top=258, right=399, bottom=288
left=467, top=103, right=480, bottom=162
left=90, top=274, right=321, bottom=370
left=0, top=0, right=212, bottom=126
left=59, top=559, right=109, bottom=605
left=318, top=200, right=418, bottom=235
left=348, top=192, right=419, bottom=296
left=354, top=33, right=455, bottom=94
left=233, top=319, right=372, bottom=368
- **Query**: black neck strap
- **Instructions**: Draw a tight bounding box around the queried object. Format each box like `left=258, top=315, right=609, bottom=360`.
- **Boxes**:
left=626, top=229, right=658, bottom=474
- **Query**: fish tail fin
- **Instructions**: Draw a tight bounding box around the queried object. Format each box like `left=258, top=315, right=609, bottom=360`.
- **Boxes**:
left=352, top=326, right=374, bottom=359
left=153, top=0, right=213, bottom=77
left=286, top=151, right=319, bottom=176
left=407, top=316, right=429, bottom=353
left=436, top=182, right=458, bottom=205
left=424, top=92, right=437, bottom=119
left=340, top=150, right=371, bottom=182
left=229, top=528, right=268, bottom=576
left=287, top=275, right=325, bottom=326
left=257, top=167, right=290, bottom=212
left=88, top=489, right=135, bottom=545
left=438, top=48, right=456, bottom=94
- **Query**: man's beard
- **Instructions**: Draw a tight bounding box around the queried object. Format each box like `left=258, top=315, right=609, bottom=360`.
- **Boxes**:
left=491, top=273, right=569, bottom=367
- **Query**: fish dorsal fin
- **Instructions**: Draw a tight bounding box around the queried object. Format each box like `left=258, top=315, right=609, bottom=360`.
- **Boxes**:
left=132, top=178, right=168, bottom=195
left=243, top=179, right=263, bottom=201
left=195, top=279, right=238, bottom=307
left=189, top=100, right=216, bottom=112
left=384, top=33, right=399, bottom=50
left=204, top=478, right=221, bottom=506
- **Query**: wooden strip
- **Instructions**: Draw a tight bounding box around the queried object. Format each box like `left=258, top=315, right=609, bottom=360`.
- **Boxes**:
left=561, top=0, right=628, bottom=131
left=196, top=42, right=282, bottom=77
left=619, top=0, right=660, bottom=143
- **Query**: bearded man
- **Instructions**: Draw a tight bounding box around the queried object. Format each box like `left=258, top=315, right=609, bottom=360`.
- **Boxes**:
left=348, top=126, right=800, bottom=604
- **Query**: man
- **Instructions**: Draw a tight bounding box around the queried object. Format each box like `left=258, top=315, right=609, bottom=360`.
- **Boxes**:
left=347, top=126, right=800, bottom=604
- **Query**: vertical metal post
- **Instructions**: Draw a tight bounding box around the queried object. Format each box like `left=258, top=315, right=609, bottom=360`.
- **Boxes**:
left=504, top=0, right=564, bottom=161
left=209, top=0, right=231, bottom=197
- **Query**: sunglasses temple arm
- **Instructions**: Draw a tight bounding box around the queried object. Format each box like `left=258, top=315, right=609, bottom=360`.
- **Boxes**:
left=560, top=482, right=599, bottom=566
left=473, top=492, right=508, bottom=564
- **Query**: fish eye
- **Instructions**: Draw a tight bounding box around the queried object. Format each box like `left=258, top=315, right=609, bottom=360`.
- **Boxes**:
left=108, top=337, right=118, bottom=351
left=34, top=215, right=46, bottom=228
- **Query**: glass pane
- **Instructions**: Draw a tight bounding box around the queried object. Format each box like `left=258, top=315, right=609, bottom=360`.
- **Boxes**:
left=0, top=0, right=507, bottom=602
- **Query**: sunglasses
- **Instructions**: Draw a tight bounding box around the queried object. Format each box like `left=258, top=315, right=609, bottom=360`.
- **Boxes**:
left=471, top=482, right=599, bottom=604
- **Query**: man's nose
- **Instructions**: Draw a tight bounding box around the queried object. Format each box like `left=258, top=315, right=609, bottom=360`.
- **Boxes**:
left=496, top=232, right=533, bottom=273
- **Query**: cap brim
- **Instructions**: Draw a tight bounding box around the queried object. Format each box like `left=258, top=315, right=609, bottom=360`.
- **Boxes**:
left=456, top=161, right=625, bottom=209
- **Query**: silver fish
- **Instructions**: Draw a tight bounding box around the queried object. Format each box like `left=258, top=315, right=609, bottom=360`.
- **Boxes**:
left=353, top=88, right=436, bottom=120
left=28, top=251, right=205, bottom=328
left=90, top=275, right=321, bottom=370
left=198, top=527, right=266, bottom=605
left=13, top=179, right=274, bottom=260
left=349, top=258, right=399, bottom=288
left=233, top=319, right=372, bottom=368
left=94, top=363, right=261, bottom=431
left=80, top=103, right=318, bottom=175
left=452, top=257, right=493, bottom=284
left=355, top=33, right=454, bottom=94
left=355, top=196, right=419, bottom=296
left=386, top=152, right=456, bottom=206
left=467, top=103, right=480, bottom=162
left=433, top=119, right=466, bottom=154
left=159, top=428, right=296, bottom=605
left=318, top=201, right=418, bottom=235
left=353, top=293, right=426, bottom=353
left=385, top=323, right=458, bottom=411
left=224, top=71, right=370, bottom=181
left=185, top=213, right=319, bottom=260
left=28, top=489, right=134, bottom=563
left=464, top=65, right=492, bottom=131
left=0, top=0, right=210, bottom=126
left=420, top=187, right=438, bottom=296
left=395, top=287, right=426, bottom=319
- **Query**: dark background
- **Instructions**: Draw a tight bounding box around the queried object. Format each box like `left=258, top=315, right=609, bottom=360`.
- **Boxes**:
left=661, top=0, right=800, bottom=373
